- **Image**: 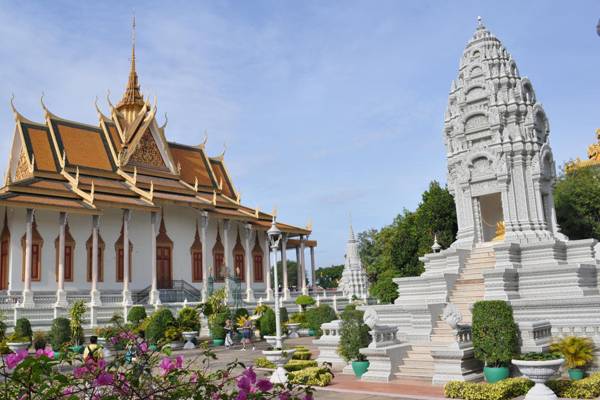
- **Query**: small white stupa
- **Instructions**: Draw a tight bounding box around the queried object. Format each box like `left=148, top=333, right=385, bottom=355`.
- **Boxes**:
left=338, top=223, right=369, bottom=300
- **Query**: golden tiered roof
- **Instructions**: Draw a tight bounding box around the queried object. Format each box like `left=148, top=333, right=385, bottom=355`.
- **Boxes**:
left=566, top=129, right=600, bottom=172
left=1, top=33, right=310, bottom=236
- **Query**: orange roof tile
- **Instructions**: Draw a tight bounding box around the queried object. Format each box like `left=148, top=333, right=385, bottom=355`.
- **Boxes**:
left=169, top=143, right=215, bottom=188
left=210, top=159, right=236, bottom=199
left=52, top=120, right=115, bottom=171
left=21, top=123, right=58, bottom=172
left=105, top=122, right=122, bottom=152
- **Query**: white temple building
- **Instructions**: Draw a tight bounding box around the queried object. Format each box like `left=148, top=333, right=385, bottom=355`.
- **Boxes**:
left=359, top=18, right=600, bottom=384
left=339, top=224, right=368, bottom=300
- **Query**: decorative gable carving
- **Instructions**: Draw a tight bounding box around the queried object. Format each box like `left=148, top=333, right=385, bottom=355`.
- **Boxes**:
left=128, top=130, right=165, bottom=169
left=15, top=149, right=30, bottom=181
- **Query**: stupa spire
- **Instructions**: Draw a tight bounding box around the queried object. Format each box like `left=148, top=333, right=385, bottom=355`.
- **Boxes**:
left=117, top=14, right=145, bottom=115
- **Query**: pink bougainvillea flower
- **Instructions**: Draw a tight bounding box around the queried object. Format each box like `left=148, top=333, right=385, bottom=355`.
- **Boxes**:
left=160, top=357, right=177, bottom=376
left=175, top=355, right=184, bottom=368
left=62, top=387, right=75, bottom=396
left=6, top=349, right=28, bottom=369
left=139, top=342, right=148, bottom=353
left=255, top=379, right=273, bottom=392
left=302, top=394, right=313, bottom=400
left=242, top=367, right=256, bottom=384
left=190, top=372, right=199, bottom=383
left=236, top=391, right=248, bottom=400
left=73, top=366, right=88, bottom=379
left=279, top=391, right=291, bottom=400
left=236, top=375, right=251, bottom=392
left=94, top=371, right=114, bottom=386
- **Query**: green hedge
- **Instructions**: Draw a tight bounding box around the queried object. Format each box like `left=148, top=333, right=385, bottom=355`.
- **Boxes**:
left=15, top=318, right=33, bottom=341
left=285, top=359, right=317, bottom=371
left=292, top=350, right=312, bottom=360
left=259, top=308, right=276, bottom=337
left=127, top=306, right=147, bottom=325
left=146, top=308, right=175, bottom=343
left=305, top=304, right=337, bottom=336
left=547, top=372, right=600, bottom=399
left=178, top=307, right=200, bottom=331
left=472, top=300, right=518, bottom=367
left=288, top=367, right=333, bottom=387
left=210, top=312, right=229, bottom=340
left=49, top=318, right=71, bottom=350
left=445, top=378, right=533, bottom=400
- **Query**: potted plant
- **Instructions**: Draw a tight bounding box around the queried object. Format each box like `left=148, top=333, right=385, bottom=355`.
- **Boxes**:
left=512, top=352, right=564, bottom=398
left=6, top=332, right=30, bottom=353
left=49, top=317, right=70, bottom=358
left=338, top=306, right=370, bottom=378
left=165, top=326, right=184, bottom=350
left=178, top=307, right=200, bottom=349
left=550, top=336, right=594, bottom=380
left=68, top=300, right=86, bottom=353
left=209, top=312, right=229, bottom=346
left=14, top=318, right=33, bottom=342
left=472, top=300, right=518, bottom=383
left=32, top=331, right=48, bottom=351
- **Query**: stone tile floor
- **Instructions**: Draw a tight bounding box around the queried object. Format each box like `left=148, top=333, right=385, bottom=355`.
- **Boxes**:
left=185, top=336, right=445, bottom=400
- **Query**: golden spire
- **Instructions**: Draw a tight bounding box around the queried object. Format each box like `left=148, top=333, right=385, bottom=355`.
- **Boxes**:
left=117, top=14, right=145, bottom=113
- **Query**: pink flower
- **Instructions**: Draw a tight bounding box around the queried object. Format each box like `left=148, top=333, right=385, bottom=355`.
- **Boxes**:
left=237, top=376, right=251, bottom=392
left=5, top=349, right=28, bottom=369
left=256, top=379, right=273, bottom=392
left=176, top=355, right=184, bottom=368
left=73, top=366, right=88, bottom=379
left=243, top=367, right=256, bottom=384
left=236, top=392, right=247, bottom=400
left=63, top=387, right=75, bottom=395
left=279, top=391, right=290, bottom=400
left=190, top=373, right=198, bottom=383
left=94, top=372, right=114, bottom=386
left=34, top=348, right=54, bottom=358
left=303, top=394, right=313, bottom=400
left=139, top=342, right=148, bottom=353
left=97, top=358, right=107, bottom=370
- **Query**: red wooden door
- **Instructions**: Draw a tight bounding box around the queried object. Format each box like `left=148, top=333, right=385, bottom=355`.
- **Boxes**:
left=157, top=246, right=172, bottom=289
left=0, top=239, right=8, bottom=290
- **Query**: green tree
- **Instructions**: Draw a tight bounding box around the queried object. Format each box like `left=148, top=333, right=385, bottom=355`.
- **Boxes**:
left=315, top=264, right=343, bottom=289
left=272, top=260, right=308, bottom=290
left=554, top=166, right=600, bottom=240
left=359, top=181, right=457, bottom=303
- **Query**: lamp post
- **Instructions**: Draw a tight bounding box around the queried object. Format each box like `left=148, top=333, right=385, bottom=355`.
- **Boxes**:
left=267, top=217, right=283, bottom=350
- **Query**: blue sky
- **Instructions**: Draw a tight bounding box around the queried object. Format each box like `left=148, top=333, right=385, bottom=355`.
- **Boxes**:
left=0, top=1, right=598, bottom=267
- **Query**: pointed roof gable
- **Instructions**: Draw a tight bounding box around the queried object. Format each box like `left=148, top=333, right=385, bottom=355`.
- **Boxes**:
left=209, top=157, right=237, bottom=200
left=169, top=142, right=218, bottom=189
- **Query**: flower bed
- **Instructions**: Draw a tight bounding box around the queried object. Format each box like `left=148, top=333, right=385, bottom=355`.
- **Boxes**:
left=288, top=367, right=334, bottom=387
left=445, top=378, right=534, bottom=400
left=253, top=357, right=317, bottom=372
left=547, top=372, right=600, bottom=399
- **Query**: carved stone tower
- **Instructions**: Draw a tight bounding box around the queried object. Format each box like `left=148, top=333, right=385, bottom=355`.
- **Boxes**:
left=445, top=18, right=560, bottom=246
left=338, top=223, right=369, bottom=300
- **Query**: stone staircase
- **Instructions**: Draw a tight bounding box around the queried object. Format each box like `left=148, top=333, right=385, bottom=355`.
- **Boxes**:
left=394, top=245, right=496, bottom=381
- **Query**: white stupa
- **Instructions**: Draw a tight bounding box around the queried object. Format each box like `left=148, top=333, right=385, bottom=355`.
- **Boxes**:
left=338, top=223, right=369, bottom=300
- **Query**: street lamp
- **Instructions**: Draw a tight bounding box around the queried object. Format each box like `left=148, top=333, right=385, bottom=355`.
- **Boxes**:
left=267, top=217, right=283, bottom=350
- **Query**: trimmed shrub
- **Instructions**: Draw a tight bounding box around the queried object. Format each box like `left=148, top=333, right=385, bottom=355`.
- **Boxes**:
left=288, top=367, right=333, bottom=387
left=285, top=359, right=317, bottom=372
left=338, top=306, right=369, bottom=362
left=254, top=357, right=275, bottom=369
left=210, top=312, right=229, bottom=340
left=289, top=312, right=307, bottom=327
left=259, top=308, right=276, bottom=337
left=0, top=320, right=6, bottom=340
left=305, top=304, right=337, bottom=337
left=292, top=350, right=312, bottom=360
left=178, top=307, right=201, bottom=332
left=445, top=378, right=534, bottom=400
left=32, top=331, right=48, bottom=350
left=127, top=306, right=147, bottom=325
left=49, top=318, right=71, bottom=350
left=472, top=300, right=518, bottom=367
left=295, top=295, right=316, bottom=311
left=15, top=318, right=33, bottom=341
left=146, top=308, right=175, bottom=343
left=547, top=372, right=600, bottom=399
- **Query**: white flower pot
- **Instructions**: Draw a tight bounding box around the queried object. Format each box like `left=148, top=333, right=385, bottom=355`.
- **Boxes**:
left=182, top=331, right=197, bottom=350
left=263, top=335, right=286, bottom=347
left=512, top=358, right=564, bottom=400
left=262, top=349, right=296, bottom=384
left=286, top=323, right=301, bottom=339
left=169, top=341, right=185, bottom=350
left=7, top=342, right=30, bottom=353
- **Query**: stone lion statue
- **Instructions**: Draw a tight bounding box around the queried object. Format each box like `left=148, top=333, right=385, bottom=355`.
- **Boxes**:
left=442, top=303, right=462, bottom=330
left=363, top=308, right=378, bottom=329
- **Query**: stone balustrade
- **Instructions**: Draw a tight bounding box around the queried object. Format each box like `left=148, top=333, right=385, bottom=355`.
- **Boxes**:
left=518, top=320, right=552, bottom=352
left=368, top=325, right=398, bottom=349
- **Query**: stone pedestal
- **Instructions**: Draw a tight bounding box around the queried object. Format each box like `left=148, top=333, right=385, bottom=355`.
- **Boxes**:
left=360, top=343, right=410, bottom=382
left=313, top=320, right=346, bottom=370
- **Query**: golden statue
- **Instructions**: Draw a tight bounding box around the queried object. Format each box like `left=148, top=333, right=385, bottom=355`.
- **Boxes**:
left=492, top=220, right=505, bottom=241
left=567, top=128, right=600, bottom=172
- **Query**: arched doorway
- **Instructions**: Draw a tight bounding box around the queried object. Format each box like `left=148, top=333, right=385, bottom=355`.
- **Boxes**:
left=156, top=214, right=173, bottom=289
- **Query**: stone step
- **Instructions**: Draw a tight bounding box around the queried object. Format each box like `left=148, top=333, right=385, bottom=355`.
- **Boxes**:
left=398, top=363, right=435, bottom=373
left=395, top=370, right=435, bottom=380
left=403, top=352, right=434, bottom=362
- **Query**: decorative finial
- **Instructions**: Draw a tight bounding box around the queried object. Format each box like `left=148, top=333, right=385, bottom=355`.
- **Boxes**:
left=10, top=94, right=18, bottom=120
left=432, top=234, right=442, bottom=253
left=40, top=92, right=49, bottom=116
left=160, top=112, right=168, bottom=129
left=477, top=16, right=482, bottom=26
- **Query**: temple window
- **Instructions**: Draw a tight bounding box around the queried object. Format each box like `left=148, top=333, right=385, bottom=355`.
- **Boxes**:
left=252, top=237, right=264, bottom=282
left=212, top=229, right=225, bottom=282
left=86, top=231, right=105, bottom=282
left=55, top=222, right=75, bottom=282
left=115, top=223, right=132, bottom=282
left=232, top=230, right=245, bottom=281
left=21, top=218, right=43, bottom=282
left=190, top=224, right=202, bottom=282
left=0, top=212, right=9, bottom=290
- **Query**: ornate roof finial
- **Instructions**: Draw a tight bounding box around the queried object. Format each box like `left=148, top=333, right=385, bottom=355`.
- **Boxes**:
left=117, top=13, right=144, bottom=112
left=477, top=16, right=482, bottom=27
left=432, top=234, right=442, bottom=253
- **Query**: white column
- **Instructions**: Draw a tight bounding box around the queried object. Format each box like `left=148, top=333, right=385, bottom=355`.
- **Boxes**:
left=310, top=246, right=317, bottom=290
left=223, top=220, right=232, bottom=302
left=149, top=211, right=160, bottom=305
left=264, top=234, right=273, bottom=301
left=90, top=215, right=102, bottom=306
left=55, top=212, right=68, bottom=308
left=300, top=235, right=307, bottom=295
left=244, top=223, right=254, bottom=302
left=22, top=208, right=34, bottom=307
left=281, top=234, right=290, bottom=300
left=122, top=209, right=132, bottom=306
left=200, top=211, right=209, bottom=302
left=295, top=247, right=301, bottom=290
